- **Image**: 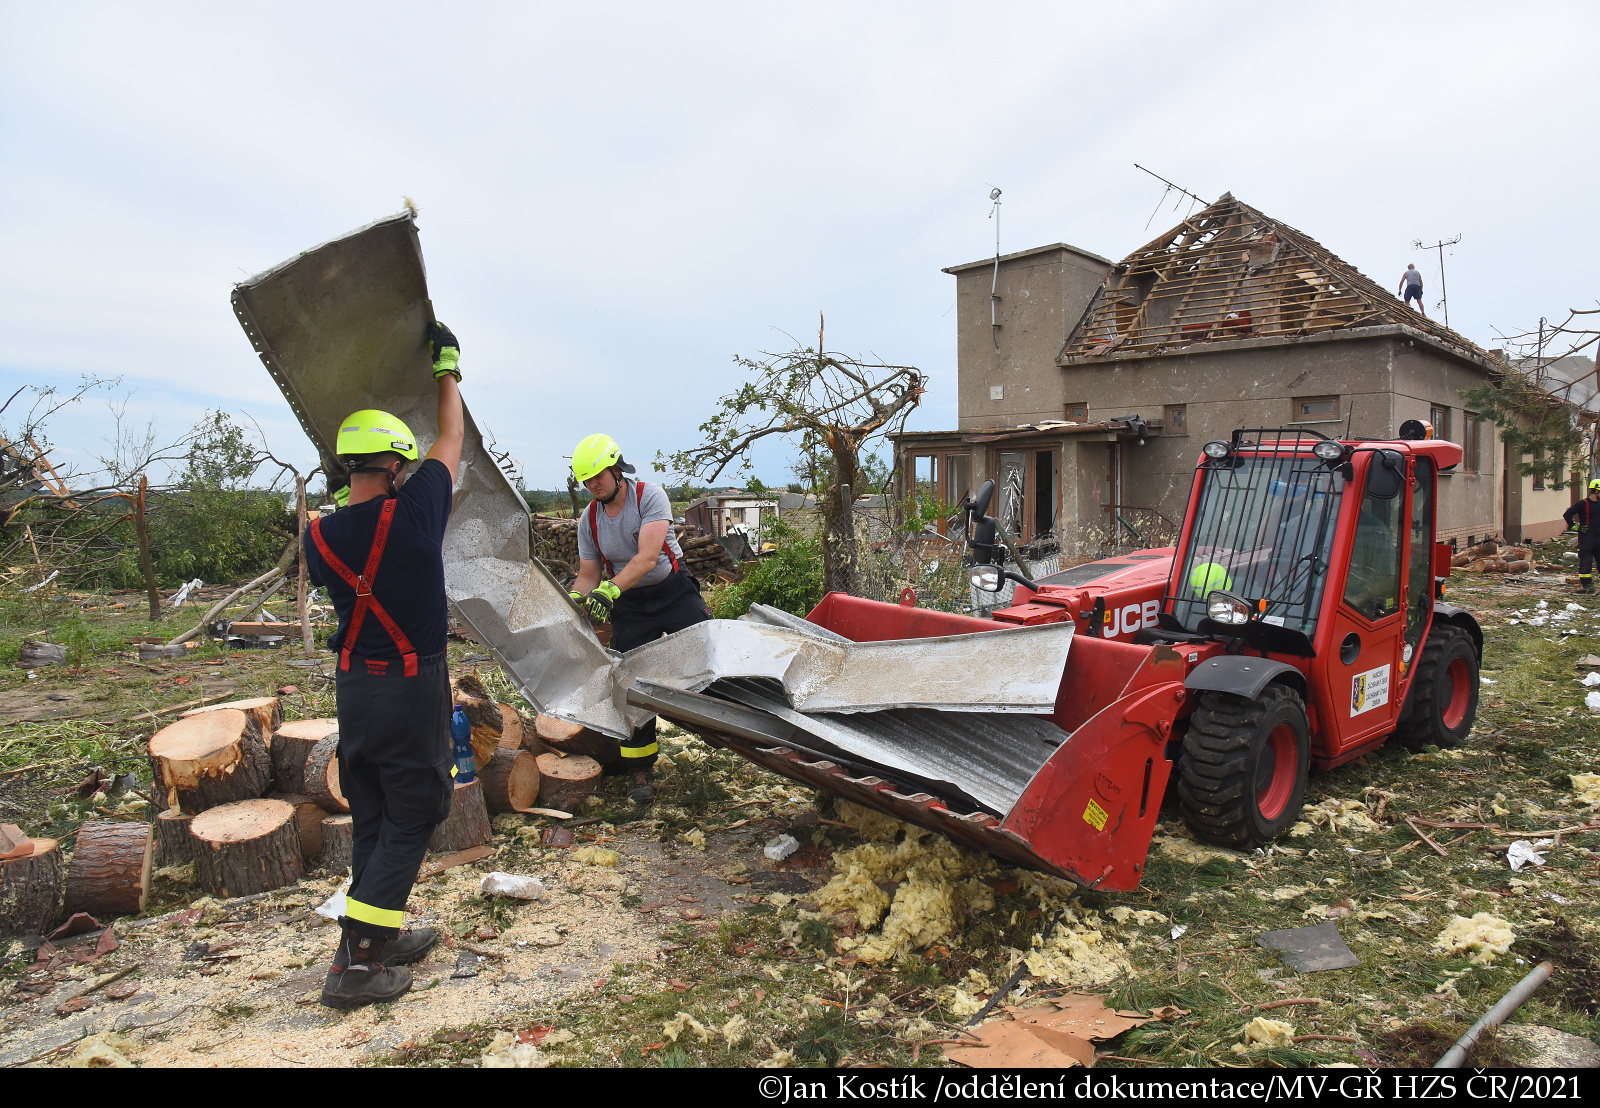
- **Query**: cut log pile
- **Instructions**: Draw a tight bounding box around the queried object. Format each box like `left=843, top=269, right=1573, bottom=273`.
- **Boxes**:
left=5, top=686, right=551, bottom=936
left=1451, top=540, right=1533, bottom=574
left=529, top=514, right=743, bottom=585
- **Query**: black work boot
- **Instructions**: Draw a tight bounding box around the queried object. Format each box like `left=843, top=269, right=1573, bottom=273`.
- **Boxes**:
left=321, top=926, right=413, bottom=1009
left=628, top=767, right=655, bottom=804
left=331, top=924, right=438, bottom=968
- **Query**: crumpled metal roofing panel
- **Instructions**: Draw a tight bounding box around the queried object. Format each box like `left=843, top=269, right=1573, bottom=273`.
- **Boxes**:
left=709, top=677, right=1064, bottom=815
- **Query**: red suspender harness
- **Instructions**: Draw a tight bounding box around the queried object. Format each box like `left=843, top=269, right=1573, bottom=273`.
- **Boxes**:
left=586, top=481, right=681, bottom=577
left=308, top=498, right=419, bottom=678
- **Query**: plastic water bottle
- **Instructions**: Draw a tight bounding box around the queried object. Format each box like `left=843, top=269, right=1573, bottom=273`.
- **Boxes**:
left=451, top=706, right=475, bottom=784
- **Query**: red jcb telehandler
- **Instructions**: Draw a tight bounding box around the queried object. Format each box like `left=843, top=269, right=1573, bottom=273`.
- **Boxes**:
left=638, top=426, right=1482, bottom=891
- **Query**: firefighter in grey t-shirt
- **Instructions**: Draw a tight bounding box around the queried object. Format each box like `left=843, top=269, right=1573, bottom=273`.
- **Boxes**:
left=570, top=433, right=711, bottom=802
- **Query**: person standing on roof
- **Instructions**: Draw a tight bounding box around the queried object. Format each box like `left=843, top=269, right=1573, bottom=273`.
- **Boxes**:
left=304, top=321, right=464, bottom=1009
left=570, top=434, right=711, bottom=803
left=1397, top=264, right=1427, bottom=317
left=1563, top=479, right=1600, bottom=593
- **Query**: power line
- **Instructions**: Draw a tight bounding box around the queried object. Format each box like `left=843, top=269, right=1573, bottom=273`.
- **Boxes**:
left=1410, top=234, right=1462, bottom=330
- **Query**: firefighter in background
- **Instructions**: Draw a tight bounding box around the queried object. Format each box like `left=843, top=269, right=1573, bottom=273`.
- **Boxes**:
left=305, top=322, right=463, bottom=1008
left=569, top=434, right=711, bottom=803
left=1563, top=479, right=1600, bottom=593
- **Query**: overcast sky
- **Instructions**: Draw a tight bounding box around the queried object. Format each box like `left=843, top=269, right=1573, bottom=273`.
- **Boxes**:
left=2, top=1, right=1595, bottom=490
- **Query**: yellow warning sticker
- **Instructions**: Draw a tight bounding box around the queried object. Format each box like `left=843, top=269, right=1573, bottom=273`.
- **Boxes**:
left=1083, top=798, right=1109, bottom=831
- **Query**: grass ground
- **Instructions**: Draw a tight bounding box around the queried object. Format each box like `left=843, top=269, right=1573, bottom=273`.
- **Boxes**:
left=2, top=547, right=1597, bottom=1068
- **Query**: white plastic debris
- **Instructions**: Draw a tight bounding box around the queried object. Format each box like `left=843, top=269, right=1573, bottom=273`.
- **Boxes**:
left=1567, top=603, right=1586, bottom=612
left=1481, top=678, right=1497, bottom=685
left=1537, top=600, right=1549, bottom=610
left=763, top=834, right=800, bottom=861
left=1169, top=923, right=1189, bottom=942
left=479, top=871, right=547, bottom=900
left=1583, top=672, right=1600, bottom=688
left=169, top=578, right=204, bottom=606
left=1565, top=551, right=1579, bottom=559
left=315, top=878, right=352, bottom=920
left=1506, top=840, right=1550, bottom=872
left=22, top=569, right=60, bottom=593
left=1586, top=690, right=1600, bottom=713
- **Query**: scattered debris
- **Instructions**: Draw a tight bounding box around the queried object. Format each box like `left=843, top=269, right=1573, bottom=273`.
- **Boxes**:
left=1255, top=922, right=1361, bottom=972
left=762, top=834, right=799, bottom=861
left=66, top=1032, right=137, bottom=1068
left=480, top=871, right=547, bottom=900
left=1434, top=913, right=1517, bottom=964
left=1505, top=840, right=1551, bottom=872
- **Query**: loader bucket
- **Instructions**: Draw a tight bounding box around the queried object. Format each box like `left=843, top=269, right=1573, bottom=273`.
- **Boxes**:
left=640, top=593, right=1181, bottom=891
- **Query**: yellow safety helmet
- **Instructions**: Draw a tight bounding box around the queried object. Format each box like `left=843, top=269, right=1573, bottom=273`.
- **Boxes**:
left=1188, top=561, right=1234, bottom=598
left=336, top=410, right=418, bottom=462
left=571, top=433, right=634, bottom=482
left=1589, top=478, right=1600, bottom=492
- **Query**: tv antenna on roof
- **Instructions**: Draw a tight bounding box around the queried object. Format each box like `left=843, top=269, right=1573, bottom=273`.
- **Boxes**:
left=1134, top=164, right=1206, bottom=228
left=1411, top=234, right=1461, bottom=329
left=988, top=188, right=1002, bottom=350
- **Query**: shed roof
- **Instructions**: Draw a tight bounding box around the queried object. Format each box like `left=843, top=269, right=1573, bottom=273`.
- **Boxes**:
left=1059, top=193, right=1492, bottom=366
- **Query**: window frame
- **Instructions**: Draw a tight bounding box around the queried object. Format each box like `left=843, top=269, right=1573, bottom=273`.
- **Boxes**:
left=1429, top=405, right=1452, bottom=444
left=1165, top=404, right=1188, bottom=435
left=1291, top=395, right=1342, bottom=425
left=1064, top=402, right=1088, bottom=423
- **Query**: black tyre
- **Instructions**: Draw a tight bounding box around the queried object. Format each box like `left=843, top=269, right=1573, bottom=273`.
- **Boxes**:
left=1178, top=684, right=1310, bottom=848
left=1393, top=624, right=1479, bottom=751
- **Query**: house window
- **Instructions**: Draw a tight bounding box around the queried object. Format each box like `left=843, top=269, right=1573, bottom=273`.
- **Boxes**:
left=1165, top=404, right=1188, bottom=435
left=1533, top=446, right=1546, bottom=491
left=1464, top=413, right=1482, bottom=472
left=1292, top=395, right=1341, bottom=423
left=1064, top=402, right=1088, bottom=423
left=943, top=454, right=971, bottom=509
left=909, top=455, right=938, bottom=500
left=1430, top=405, right=1452, bottom=442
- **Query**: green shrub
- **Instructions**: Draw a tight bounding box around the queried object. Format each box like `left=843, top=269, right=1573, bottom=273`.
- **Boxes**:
left=707, top=520, right=824, bottom=618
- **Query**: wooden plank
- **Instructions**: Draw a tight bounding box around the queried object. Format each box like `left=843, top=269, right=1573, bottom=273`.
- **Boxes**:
left=227, top=622, right=303, bottom=638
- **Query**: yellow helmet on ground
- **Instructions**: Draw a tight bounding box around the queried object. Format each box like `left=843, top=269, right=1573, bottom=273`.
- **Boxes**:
left=336, top=410, right=418, bottom=462
left=1188, top=561, right=1234, bottom=598
left=571, top=433, right=635, bottom=482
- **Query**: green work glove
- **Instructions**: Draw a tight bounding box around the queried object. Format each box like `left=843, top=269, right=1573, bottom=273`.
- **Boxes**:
left=332, top=486, right=349, bottom=509
left=428, top=320, right=461, bottom=381
left=582, top=580, right=622, bottom=624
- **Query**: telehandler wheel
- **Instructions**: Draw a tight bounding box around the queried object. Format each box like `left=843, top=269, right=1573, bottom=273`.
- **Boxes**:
left=1177, top=683, right=1310, bottom=848
left=1393, top=624, right=1479, bottom=751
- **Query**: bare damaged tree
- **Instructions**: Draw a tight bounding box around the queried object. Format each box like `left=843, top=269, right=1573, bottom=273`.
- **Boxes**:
left=664, top=321, right=925, bottom=595
left=1465, top=306, right=1600, bottom=488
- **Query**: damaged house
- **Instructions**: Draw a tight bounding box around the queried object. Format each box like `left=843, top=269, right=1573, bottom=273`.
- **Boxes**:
left=894, top=193, right=1528, bottom=554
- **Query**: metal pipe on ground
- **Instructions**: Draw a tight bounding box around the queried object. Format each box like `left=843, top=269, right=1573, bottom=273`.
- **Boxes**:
left=1433, top=961, right=1553, bottom=1068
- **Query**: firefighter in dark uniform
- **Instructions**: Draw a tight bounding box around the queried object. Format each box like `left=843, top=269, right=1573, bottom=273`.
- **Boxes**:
left=569, top=434, right=712, bottom=804
left=306, top=323, right=463, bottom=1008
left=1564, top=479, right=1600, bottom=593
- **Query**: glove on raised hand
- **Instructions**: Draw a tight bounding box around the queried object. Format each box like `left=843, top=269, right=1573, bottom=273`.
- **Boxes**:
left=428, top=320, right=461, bottom=381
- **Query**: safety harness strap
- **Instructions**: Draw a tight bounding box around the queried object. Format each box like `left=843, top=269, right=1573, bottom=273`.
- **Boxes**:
left=308, top=498, right=419, bottom=678
left=587, top=480, right=681, bottom=578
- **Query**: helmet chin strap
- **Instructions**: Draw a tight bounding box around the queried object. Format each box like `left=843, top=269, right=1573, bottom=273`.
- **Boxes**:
left=596, top=471, right=625, bottom=505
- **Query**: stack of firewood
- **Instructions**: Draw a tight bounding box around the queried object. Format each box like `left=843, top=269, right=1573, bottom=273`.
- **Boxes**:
left=530, top=515, right=742, bottom=585
left=1450, top=540, right=1532, bottom=574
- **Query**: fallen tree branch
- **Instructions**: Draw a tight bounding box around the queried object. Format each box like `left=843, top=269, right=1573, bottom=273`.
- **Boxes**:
left=166, top=538, right=297, bottom=645
left=1257, top=997, right=1322, bottom=1010
left=1405, top=816, right=1450, bottom=858
left=1292, top=1034, right=1358, bottom=1043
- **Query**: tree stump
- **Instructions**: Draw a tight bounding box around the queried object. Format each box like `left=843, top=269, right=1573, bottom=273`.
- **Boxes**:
left=148, top=708, right=271, bottom=814
left=319, top=814, right=353, bottom=875
left=18, top=641, right=65, bottom=668
left=479, top=749, right=541, bottom=814
left=269, top=792, right=326, bottom=857
left=64, top=822, right=152, bottom=917
left=428, top=779, right=492, bottom=852
left=497, top=703, right=536, bottom=752
left=1, top=839, right=63, bottom=935
left=154, top=809, right=194, bottom=868
left=189, top=799, right=303, bottom=898
left=535, top=714, right=621, bottom=769
left=452, top=677, right=504, bottom=770
left=535, top=753, right=602, bottom=813
left=303, top=733, right=348, bottom=813
left=181, top=696, right=282, bottom=741
left=270, top=718, right=338, bottom=794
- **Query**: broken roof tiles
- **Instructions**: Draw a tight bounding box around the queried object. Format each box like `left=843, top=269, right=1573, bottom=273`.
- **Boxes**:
left=1060, top=193, right=1490, bottom=363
